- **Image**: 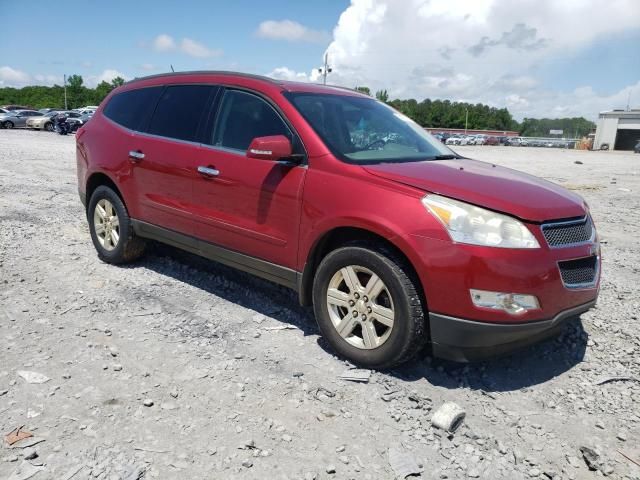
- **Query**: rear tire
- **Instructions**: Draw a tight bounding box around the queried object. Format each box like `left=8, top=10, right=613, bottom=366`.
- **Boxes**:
left=88, top=186, right=146, bottom=264
left=3, top=121, right=14, bottom=129
left=312, top=243, right=426, bottom=369
left=44, top=122, right=53, bottom=132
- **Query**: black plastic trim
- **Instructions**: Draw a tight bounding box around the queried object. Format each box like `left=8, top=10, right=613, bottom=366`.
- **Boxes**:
left=131, top=220, right=299, bottom=290
left=429, top=299, right=597, bottom=362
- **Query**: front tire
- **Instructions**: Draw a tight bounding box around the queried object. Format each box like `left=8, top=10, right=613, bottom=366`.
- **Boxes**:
left=88, top=186, right=146, bottom=264
left=44, top=122, right=53, bottom=132
left=3, top=121, right=14, bottom=129
left=312, top=243, right=426, bottom=369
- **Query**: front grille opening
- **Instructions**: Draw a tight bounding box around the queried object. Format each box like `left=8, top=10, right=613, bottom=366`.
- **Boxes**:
left=558, top=256, right=598, bottom=287
left=542, top=217, right=593, bottom=247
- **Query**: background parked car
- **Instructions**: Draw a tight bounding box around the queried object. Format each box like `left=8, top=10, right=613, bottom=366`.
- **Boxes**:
left=66, top=112, right=93, bottom=132
left=73, top=106, right=98, bottom=115
left=473, top=134, right=488, bottom=145
left=0, top=109, right=43, bottom=129
left=1, top=104, right=32, bottom=111
left=445, top=135, right=461, bottom=145
left=26, top=110, right=81, bottom=131
left=484, top=136, right=499, bottom=145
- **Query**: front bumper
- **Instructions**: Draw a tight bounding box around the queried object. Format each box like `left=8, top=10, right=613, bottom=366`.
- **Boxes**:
left=430, top=299, right=596, bottom=362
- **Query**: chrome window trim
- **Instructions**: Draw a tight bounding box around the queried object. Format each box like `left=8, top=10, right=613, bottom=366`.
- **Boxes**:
left=541, top=215, right=596, bottom=249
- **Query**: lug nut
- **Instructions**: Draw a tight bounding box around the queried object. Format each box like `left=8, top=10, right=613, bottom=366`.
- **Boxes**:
left=352, top=311, right=358, bottom=317
left=361, top=314, right=367, bottom=320
left=363, top=296, right=368, bottom=302
left=348, top=300, right=355, bottom=307
left=354, top=293, right=360, bottom=299
left=367, top=307, right=372, bottom=314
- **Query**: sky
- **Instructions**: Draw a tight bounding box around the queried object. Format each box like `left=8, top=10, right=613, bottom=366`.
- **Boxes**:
left=1, top=0, right=639, bottom=120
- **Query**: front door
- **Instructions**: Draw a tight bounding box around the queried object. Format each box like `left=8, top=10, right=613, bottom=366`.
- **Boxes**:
left=192, top=89, right=307, bottom=270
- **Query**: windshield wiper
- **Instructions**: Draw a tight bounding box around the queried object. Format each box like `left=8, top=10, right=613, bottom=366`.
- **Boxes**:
left=432, top=154, right=459, bottom=160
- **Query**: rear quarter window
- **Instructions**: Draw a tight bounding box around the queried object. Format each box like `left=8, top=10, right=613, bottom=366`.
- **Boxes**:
left=103, top=86, right=163, bottom=131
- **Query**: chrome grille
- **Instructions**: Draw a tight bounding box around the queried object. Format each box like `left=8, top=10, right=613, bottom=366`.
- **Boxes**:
left=542, top=217, right=593, bottom=247
left=558, top=256, right=598, bottom=288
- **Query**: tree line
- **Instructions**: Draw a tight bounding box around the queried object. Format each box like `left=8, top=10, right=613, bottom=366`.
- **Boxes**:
left=0, top=75, right=595, bottom=138
left=0, top=74, right=124, bottom=110
left=356, top=86, right=595, bottom=138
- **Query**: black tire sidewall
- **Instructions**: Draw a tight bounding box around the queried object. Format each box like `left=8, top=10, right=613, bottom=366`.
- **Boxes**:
left=313, top=247, right=421, bottom=369
left=88, top=186, right=133, bottom=264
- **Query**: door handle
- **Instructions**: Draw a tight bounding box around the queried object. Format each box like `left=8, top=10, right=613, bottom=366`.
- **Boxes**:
left=129, top=150, right=145, bottom=162
left=197, top=166, right=220, bottom=177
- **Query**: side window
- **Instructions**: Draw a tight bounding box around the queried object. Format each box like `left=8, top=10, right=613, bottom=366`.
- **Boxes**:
left=147, top=85, right=217, bottom=142
left=211, top=90, right=291, bottom=151
left=103, top=86, right=163, bottom=131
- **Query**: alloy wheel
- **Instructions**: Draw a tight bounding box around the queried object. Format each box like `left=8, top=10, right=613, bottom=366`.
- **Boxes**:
left=93, top=199, right=120, bottom=251
left=326, top=265, right=395, bottom=349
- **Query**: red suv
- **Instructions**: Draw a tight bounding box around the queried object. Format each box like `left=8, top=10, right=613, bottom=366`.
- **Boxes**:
left=76, top=71, right=600, bottom=368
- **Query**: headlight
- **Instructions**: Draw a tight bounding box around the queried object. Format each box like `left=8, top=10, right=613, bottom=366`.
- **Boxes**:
left=422, top=194, right=539, bottom=248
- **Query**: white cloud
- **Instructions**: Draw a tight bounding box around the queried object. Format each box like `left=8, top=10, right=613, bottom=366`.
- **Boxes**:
left=153, top=34, right=176, bottom=52
left=0, top=66, right=31, bottom=86
left=257, top=20, right=330, bottom=43
left=151, top=34, right=222, bottom=58
left=180, top=38, right=222, bottom=58
left=139, top=63, right=156, bottom=71
left=33, top=74, right=63, bottom=85
left=85, top=69, right=128, bottom=88
left=266, top=67, right=319, bottom=82
left=304, top=0, right=640, bottom=119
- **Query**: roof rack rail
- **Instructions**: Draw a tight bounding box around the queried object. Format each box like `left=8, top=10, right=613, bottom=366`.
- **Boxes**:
left=124, top=70, right=281, bottom=86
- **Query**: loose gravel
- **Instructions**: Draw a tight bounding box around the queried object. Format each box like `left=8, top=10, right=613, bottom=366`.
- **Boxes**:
left=1, top=130, right=639, bottom=479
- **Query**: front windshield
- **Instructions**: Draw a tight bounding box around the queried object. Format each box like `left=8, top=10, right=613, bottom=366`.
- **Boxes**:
left=286, top=92, right=455, bottom=164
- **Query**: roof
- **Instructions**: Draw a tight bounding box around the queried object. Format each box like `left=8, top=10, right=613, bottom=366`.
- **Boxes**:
left=599, top=109, right=640, bottom=117
left=124, top=70, right=368, bottom=97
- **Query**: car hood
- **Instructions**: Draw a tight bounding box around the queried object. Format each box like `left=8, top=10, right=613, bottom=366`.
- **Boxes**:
left=364, top=158, right=586, bottom=222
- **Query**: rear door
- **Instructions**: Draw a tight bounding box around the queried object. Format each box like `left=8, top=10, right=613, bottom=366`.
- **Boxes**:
left=128, top=84, right=219, bottom=236
left=192, top=88, right=307, bottom=270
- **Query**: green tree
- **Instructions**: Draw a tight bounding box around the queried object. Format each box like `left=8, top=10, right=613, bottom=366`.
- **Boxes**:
left=375, top=89, right=389, bottom=102
left=67, top=74, right=84, bottom=89
left=111, top=77, right=125, bottom=88
left=354, top=86, right=371, bottom=96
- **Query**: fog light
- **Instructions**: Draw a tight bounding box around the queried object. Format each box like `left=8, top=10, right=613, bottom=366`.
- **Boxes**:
left=470, top=289, right=539, bottom=315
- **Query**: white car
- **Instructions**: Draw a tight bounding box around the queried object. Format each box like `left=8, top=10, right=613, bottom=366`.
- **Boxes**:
left=445, top=136, right=461, bottom=145
left=74, top=106, right=98, bottom=115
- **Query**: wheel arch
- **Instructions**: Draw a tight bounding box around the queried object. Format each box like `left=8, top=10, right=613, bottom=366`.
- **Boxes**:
left=85, top=172, right=125, bottom=212
left=297, top=226, right=424, bottom=307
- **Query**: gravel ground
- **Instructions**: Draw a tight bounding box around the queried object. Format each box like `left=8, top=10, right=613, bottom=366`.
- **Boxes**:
left=1, top=130, right=639, bottom=480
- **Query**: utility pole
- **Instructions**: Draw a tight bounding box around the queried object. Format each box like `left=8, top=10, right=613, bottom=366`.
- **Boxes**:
left=627, top=91, right=632, bottom=111
left=318, top=53, right=332, bottom=85
left=464, top=108, right=469, bottom=134
left=63, top=74, right=68, bottom=110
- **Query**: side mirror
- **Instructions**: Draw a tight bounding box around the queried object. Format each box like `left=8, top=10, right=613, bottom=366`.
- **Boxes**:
left=247, top=135, right=292, bottom=161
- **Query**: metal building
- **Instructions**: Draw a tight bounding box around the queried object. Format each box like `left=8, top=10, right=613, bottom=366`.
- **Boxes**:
left=594, top=109, right=640, bottom=150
